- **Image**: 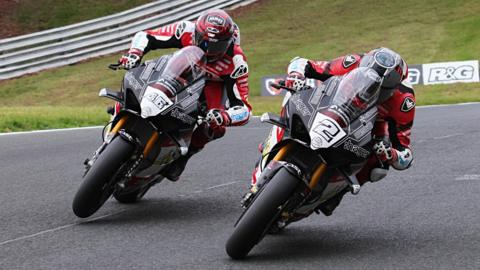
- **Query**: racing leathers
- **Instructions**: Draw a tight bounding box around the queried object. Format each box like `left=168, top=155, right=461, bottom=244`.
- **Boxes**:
left=124, top=20, right=251, bottom=180
left=305, top=53, right=415, bottom=179
left=250, top=52, right=415, bottom=215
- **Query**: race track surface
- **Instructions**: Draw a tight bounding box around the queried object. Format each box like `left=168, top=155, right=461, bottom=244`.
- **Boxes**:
left=1, top=104, right=479, bottom=269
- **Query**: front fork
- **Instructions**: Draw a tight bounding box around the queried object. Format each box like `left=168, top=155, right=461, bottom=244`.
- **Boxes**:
left=274, top=142, right=361, bottom=194
left=84, top=115, right=129, bottom=171
left=272, top=142, right=327, bottom=191
left=84, top=115, right=159, bottom=174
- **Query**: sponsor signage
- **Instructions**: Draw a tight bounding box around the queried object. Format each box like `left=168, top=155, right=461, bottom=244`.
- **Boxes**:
left=261, top=60, right=479, bottom=96
left=422, top=60, right=479, bottom=85
left=405, top=64, right=422, bottom=85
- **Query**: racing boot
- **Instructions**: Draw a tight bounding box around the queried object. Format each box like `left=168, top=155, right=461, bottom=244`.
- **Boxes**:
left=316, top=188, right=349, bottom=216
left=160, top=147, right=201, bottom=182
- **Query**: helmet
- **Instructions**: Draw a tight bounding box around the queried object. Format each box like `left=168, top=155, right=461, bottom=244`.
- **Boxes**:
left=194, top=9, right=234, bottom=62
left=359, top=47, right=408, bottom=102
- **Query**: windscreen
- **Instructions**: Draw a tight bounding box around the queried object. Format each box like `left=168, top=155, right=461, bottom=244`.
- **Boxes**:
left=329, top=67, right=381, bottom=124
left=159, top=46, right=206, bottom=93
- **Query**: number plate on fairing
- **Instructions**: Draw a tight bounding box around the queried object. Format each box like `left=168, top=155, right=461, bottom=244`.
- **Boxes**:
left=140, top=86, right=174, bottom=118
left=309, top=112, right=347, bottom=149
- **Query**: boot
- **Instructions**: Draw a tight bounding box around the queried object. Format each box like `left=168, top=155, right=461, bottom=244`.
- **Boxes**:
left=160, top=146, right=201, bottom=181
left=161, top=155, right=191, bottom=181
left=316, top=188, right=349, bottom=216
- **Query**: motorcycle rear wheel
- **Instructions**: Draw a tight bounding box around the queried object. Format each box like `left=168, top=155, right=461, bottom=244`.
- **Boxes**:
left=225, top=167, right=299, bottom=259
left=72, top=136, right=134, bottom=218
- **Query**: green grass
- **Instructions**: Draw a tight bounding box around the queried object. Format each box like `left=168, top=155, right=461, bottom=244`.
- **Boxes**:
left=0, top=106, right=108, bottom=132
left=0, top=0, right=479, bottom=132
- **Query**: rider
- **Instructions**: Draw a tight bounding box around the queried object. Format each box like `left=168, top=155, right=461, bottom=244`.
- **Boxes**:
left=251, top=47, right=415, bottom=216
left=118, top=9, right=251, bottom=181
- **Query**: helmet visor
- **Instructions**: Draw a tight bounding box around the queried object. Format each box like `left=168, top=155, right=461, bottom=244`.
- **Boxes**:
left=194, top=30, right=231, bottom=61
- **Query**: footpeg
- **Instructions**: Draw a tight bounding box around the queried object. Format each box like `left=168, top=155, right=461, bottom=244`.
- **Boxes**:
left=350, top=184, right=361, bottom=195
left=341, top=172, right=361, bottom=195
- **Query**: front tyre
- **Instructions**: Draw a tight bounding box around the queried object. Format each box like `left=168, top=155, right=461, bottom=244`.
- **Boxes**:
left=225, top=168, right=299, bottom=259
left=72, top=136, right=135, bottom=218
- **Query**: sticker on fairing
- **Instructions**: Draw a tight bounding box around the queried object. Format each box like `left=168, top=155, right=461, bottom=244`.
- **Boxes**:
left=309, top=112, right=347, bottom=149
left=140, top=86, right=174, bottom=118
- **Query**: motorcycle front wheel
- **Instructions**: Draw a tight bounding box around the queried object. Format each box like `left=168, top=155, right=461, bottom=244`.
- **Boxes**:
left=225, top=167, right=299, bottom=259
left=72, top=136, right=135, bottom=218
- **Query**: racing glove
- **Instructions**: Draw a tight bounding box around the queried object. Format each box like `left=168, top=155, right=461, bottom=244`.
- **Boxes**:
left=285, top=57, right=308, bottom=91
left=119, top=49, right=143, bottom=70
left=372, top=138, right=398, bottom=164
left=373, top=139, right=414, bottom=170
left=206, top=109, right=231, bottom=128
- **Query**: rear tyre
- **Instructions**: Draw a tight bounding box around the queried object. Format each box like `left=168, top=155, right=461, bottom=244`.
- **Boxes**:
left=225, top=168, right=299, bottom=259
left=72, top=136, right=135, bottom=218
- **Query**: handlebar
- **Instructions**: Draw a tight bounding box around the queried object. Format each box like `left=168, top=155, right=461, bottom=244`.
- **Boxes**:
left=269, top=82, right=298, bottom=94
left=108, top=63, right=124, bottom=70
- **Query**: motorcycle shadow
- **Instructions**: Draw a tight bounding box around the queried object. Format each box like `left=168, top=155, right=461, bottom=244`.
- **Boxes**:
left=78, top=194, right=232, bottom=225
left=243, top=224, right=409, bottom=261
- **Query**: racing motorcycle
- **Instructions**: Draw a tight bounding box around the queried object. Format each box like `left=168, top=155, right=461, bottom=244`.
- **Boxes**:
left=225, top=63, right=395, bottom=259
left=72, top=46, right=209, bottom=218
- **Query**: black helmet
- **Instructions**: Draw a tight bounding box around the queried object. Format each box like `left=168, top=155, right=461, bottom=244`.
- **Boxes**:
left=359, top=47, right=408, bottom=102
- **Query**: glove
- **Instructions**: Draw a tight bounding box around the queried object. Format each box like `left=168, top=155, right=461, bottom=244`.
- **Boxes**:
left=206, top=109, right=231, bottom=128
left=285, top=72, right=306, bottom=91
left=285, top=57, right=308, bottom=91
left=119, top=49, right=143, bottom=69
left=372, top=138, right=398, bottom=164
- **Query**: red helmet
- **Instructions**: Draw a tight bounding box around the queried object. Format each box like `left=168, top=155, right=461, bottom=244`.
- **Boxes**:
left=194, top=9, right=234, bottom=62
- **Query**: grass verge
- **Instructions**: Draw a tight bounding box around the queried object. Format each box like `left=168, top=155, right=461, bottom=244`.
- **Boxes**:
left=0, top=0, right=479, bottom=132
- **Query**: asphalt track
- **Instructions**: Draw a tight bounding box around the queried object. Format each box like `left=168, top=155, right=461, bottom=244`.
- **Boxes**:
left=0, top=103, right=479, bottom=269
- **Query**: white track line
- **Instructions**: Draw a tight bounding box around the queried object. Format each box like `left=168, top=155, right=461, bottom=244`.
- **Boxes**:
left=455, top=175, right=480, bottom=181
left=0, top=126, right=103, bottom=136
left=431, top=133, right=464, bottom=140
left=415, top=102, right=480, bottom=109
left=0, top=210, right=127, bottom=246
left=205, top=181, right=240, bottom=190
left=0, top=181, right=241, bottom=246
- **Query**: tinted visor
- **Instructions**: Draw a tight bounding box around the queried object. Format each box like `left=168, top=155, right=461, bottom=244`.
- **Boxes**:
left=195, top=30, right=231, bottom=61
left=374, top=51, right=397, bottom=69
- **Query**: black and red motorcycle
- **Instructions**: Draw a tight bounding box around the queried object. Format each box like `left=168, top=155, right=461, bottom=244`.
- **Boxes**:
left=72, top=46, right=209, bottom=218
left=225, top=60, right=397, bottom=259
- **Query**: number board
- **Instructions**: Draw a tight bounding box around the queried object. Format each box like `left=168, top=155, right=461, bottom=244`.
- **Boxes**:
left=309, top=112, right=347, bottom=149
left=140, top=86, right=174, bottom=118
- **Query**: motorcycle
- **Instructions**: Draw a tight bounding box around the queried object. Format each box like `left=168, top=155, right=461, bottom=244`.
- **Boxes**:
left=72, top=46, right=210, bottom=218
left=225, top=65, right=391, bottom=259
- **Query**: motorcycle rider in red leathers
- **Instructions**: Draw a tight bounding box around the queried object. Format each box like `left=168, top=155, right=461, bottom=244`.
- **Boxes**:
left=249, top=48, right=415, bottom=216
left=118, top=9, right=251, bottom=181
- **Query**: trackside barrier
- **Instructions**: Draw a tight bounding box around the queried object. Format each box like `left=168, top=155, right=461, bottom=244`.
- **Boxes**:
left=0, top=0, right=254, bottom=80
